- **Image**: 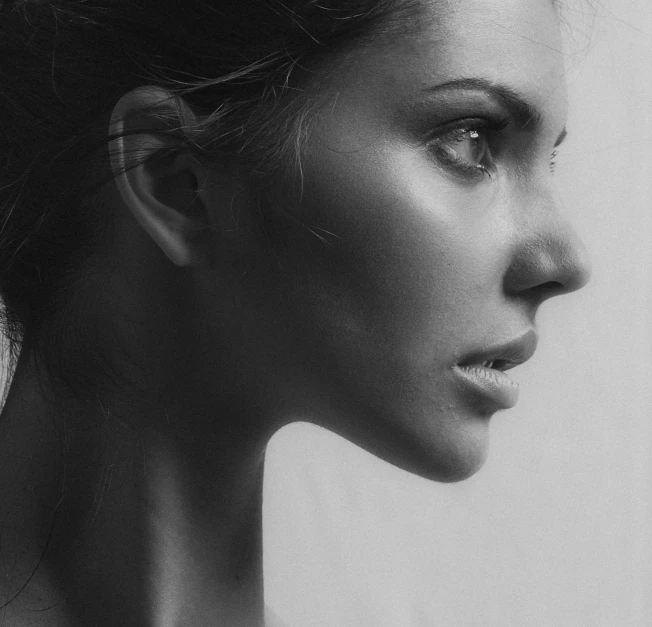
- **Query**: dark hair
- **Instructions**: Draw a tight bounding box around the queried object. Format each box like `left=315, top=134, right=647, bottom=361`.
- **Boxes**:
left=0, top=0, right=420, bottom=374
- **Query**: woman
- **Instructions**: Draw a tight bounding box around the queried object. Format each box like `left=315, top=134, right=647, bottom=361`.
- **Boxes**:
left=0, top=0, right=590, bottom=625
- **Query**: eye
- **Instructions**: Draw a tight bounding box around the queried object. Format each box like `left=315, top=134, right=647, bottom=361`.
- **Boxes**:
left=427, top=117, right=509, bottom=180
left=442, top=127, right=489, bottom=168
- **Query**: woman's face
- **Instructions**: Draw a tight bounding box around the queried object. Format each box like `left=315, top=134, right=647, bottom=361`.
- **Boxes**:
left=226, top=0, right=590, bottom=481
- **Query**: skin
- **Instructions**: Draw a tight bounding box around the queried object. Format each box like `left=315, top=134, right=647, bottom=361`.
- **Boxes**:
left=0, top=0, right=589, bottom=625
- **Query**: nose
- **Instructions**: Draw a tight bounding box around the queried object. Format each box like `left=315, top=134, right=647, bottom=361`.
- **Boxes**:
left=503, top=192, right=591, bottom=304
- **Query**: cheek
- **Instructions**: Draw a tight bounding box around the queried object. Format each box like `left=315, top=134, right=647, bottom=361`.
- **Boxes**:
left=286, top=145, right=507, bottom=366
left=258, top=148, right=510, bottom=482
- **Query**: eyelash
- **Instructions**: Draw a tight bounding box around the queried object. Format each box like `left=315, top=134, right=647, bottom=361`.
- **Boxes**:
left=549, top=149, right=558, bottom=175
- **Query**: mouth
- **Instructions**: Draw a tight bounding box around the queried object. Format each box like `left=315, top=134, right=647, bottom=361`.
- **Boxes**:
left=471, top=358, right=516, bottom=372
left=453, top=330, right=538, bottom=410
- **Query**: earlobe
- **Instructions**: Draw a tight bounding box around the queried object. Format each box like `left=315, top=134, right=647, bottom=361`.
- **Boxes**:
left=108, top=86, right=204, bottom=267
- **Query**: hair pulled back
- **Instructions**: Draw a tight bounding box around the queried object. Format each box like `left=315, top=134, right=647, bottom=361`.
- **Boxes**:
left=0, top=0, right=419, bottom=369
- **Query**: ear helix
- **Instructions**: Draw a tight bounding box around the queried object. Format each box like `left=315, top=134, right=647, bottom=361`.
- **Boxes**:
left=108, top=87, right=201, bottom=267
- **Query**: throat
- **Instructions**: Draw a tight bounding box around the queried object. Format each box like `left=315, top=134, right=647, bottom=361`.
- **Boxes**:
left=147, top=443, right=266, bottom=627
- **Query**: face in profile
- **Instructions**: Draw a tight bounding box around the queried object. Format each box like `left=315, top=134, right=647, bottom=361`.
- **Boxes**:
left=210, top=0, right=590, bottom=483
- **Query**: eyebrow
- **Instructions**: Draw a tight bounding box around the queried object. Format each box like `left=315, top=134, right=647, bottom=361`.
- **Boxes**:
left=423, top=77, right=568, bottom=147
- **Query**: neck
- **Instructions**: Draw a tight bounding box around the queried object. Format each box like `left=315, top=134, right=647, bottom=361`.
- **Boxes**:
left=146, top=435, right=266, bottom=627
left=0, top=348, right=269, bottom=627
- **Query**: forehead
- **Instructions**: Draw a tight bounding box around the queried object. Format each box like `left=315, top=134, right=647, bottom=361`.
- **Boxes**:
left=328, top=0, right=566, bottom=128
left=408, top=0, right=565, bottom=87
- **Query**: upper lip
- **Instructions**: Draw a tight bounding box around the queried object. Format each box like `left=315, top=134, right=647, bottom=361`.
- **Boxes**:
left=456, top=329, right=538, bottom=372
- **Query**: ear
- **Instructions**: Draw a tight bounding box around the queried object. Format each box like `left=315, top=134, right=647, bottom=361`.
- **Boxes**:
left=109, top=86, right=206, bottom=267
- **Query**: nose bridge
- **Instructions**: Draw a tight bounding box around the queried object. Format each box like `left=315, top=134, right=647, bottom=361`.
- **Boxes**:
left=503, top=187, right=591, bottom=299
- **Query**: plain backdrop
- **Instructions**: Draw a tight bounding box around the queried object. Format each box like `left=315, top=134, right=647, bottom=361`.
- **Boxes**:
left=263, top=1, right=652, bottom=626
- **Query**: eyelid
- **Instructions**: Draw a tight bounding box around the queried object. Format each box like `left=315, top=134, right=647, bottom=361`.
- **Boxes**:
left=427, top=115, right=510, bottom=141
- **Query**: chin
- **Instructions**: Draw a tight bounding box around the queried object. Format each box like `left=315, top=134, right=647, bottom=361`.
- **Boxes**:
left=331, top=409, right=492, bottom=485
left=429, top=448, right=489, bottom=483
left=394, top=438, right=489, bottom=484
left=391, top=406, right=494, bottom=483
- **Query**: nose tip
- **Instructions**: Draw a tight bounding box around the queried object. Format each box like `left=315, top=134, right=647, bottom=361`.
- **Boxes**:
left=504, top=223, right=591, bottom=302
left=561, top=235, right=592, bottom=294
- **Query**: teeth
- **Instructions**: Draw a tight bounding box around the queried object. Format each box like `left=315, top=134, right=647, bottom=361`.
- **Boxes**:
left=482, top=360, right=494, bottom=368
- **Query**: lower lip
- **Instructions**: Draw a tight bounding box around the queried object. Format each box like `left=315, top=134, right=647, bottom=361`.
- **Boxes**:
left=452, top=364, right=520, bottom=410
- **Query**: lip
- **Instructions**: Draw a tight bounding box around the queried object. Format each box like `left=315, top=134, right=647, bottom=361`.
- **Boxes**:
left=452, top=329, right=538, bottom=410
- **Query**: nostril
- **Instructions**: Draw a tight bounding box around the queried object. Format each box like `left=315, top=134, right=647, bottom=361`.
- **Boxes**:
left=518, top=281, right=566, bottom=304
